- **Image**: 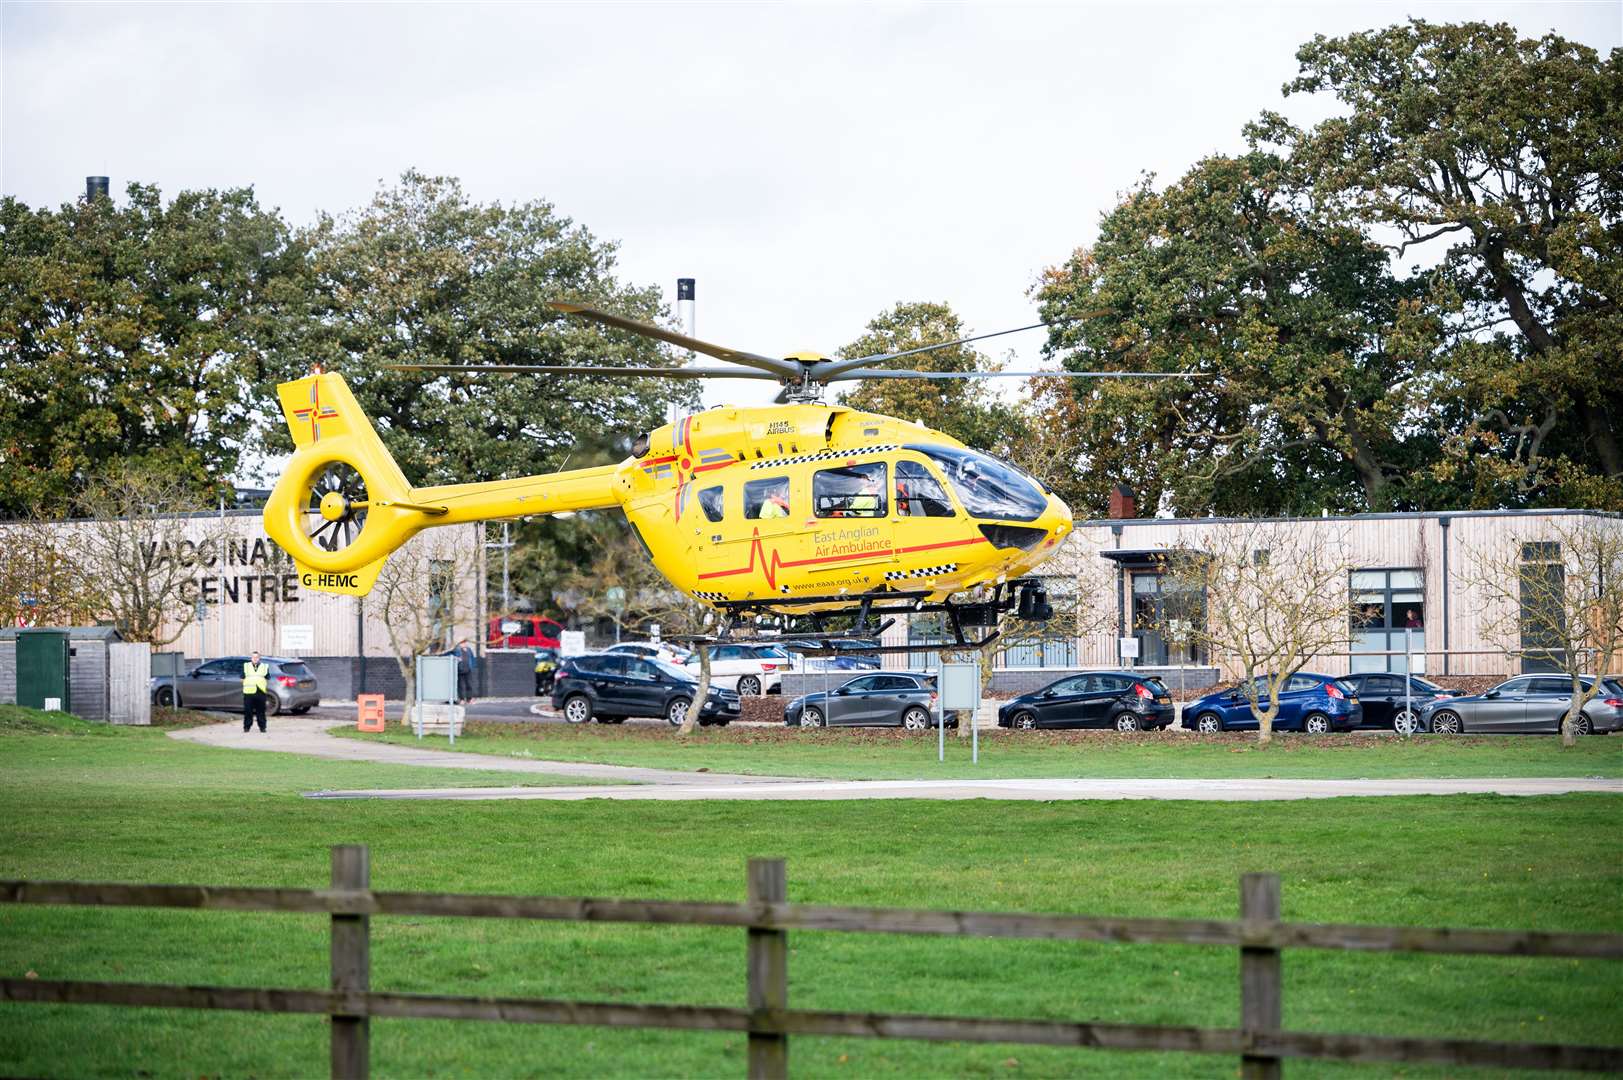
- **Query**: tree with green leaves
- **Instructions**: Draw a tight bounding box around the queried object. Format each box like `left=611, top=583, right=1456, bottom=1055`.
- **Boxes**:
left=1036, top=152, right=1438, bottom=518
left=281, top=171, right=696, bottom=487
left=836, top=301, right=1024, bottom=451
left=1254, top=19, right=1623, bottom=507
left=0, top=184, right=308, bottom=515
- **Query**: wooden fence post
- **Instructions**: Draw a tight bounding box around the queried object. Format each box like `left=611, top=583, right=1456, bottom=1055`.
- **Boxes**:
left=1240, top=872, right=1282, bottom=1079
left=331, top=844, right=371, bottom=1080
left=747, top=858, right=788, bottom=1080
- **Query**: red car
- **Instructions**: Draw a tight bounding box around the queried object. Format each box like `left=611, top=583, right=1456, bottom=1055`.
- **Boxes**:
left=488, top=615, right=563, bottom=649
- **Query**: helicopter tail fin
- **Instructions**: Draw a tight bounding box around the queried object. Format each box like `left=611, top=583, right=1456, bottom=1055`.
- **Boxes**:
left=263, top=372, right=424, bottom=597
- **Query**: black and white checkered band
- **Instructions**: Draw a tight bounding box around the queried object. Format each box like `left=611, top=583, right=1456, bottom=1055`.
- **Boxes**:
left=748, top=445, right=900, bottom=471
left=692, top=590, right=729, bottom=603
left=883, top=563, right=958, bottom=581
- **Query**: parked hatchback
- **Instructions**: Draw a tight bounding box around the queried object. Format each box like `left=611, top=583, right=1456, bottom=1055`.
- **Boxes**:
left=1185, top=673, right=1362, bottom=734
left=1418, top=675, right=1623, bottom=735
left=150, top=656, right=319, bottom=715
left=685, top=643, right=791, bottom=696
left=1338, top=672, right=1461, bottom=734
left=998, top=671, right=1174, bottom=732
left=785, top=672, right=957, bottom=729
left=552, top=652, right=740, bottom=727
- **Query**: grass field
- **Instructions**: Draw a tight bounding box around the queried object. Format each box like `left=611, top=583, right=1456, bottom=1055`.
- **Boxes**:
left=333, top=720, right=1623, bottom=780
left=2, top=708, right=1621, bottom=1079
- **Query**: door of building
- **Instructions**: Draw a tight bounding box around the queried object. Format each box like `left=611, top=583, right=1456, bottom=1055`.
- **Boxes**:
left=16, top=631, right=70, bottom=711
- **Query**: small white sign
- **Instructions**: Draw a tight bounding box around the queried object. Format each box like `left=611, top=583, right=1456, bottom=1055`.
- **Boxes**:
left=648, top=623, right=661, bottom=643
left=280, top=624, right=315, bottom=651
left=560, top=630, right=587, bottom=656
left=1118, top=636, right=1141, bottom=660
left=500, top=620, right=522, bottom=635
left=940, top=662, right=982, bottom=711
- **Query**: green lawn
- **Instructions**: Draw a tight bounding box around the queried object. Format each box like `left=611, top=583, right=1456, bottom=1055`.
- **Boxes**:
left=0, top=708, right=1619, bottom=1078
left=332, top=720, right=1623, bottom=780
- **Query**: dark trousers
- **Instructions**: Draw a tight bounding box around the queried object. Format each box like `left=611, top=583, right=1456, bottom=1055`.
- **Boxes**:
left=243, top=692, right=267, bottom=732
left=457, top=672, right=473, bottom=704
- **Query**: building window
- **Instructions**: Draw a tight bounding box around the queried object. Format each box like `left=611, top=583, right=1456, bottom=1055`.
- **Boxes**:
left=1350, top=568, right=1424, bottom=674
left=1519, top=541, right=1565, bottom=673
left=1130, top=571, right=1206, bottom=666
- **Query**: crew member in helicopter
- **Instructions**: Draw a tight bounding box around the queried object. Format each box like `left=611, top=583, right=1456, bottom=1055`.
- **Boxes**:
left=759, top=487, right=791, bottom=518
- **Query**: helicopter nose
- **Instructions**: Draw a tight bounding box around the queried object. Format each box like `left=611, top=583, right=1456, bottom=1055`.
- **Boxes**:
left=1041, top=492, right=1074, bottom=551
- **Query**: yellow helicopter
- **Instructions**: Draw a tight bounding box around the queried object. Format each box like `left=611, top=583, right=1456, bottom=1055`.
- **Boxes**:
left=263, top=303, right=1193, bottom=644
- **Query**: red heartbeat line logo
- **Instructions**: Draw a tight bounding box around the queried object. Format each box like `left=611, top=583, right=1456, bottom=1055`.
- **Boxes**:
left=697, top=531, right=989, bottom=592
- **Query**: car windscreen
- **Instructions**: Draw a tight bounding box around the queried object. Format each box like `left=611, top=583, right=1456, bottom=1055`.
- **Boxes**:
left=1140, top=678, right=1168, bottom=695
left=915, top=445, right=1048, bottom=522
left=1409, top=677, right=1444, bottom=693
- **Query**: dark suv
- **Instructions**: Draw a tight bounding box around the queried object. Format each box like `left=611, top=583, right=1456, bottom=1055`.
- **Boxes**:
left=998, top=671, right=1175, bottom=731
left=551, top=652, right=741, bottom=727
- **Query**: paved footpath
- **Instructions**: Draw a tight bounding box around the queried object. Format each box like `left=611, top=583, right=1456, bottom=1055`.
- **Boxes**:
left=169, top=716, right=1623, bottom=802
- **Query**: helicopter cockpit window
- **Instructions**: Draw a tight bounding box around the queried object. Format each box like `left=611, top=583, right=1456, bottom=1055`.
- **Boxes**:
left=895, top=459, right=955, bottom=518
left=917, top=445, right=1047, bottom=522
left=698, top=485, right=725, bottom=522
left=744, top=477, right=791, bottom=520
left=814, top=462, right=887, bottom=518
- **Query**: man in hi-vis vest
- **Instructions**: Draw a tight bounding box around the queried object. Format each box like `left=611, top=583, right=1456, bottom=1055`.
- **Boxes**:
left=242, top=651, right=270, bottom=733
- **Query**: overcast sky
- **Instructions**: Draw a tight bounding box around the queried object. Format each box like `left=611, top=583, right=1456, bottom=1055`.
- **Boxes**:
left=5, top=1, right=1619, bottom=421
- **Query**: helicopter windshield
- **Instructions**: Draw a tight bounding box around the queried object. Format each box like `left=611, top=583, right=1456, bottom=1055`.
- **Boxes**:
left=915, top=445, right=1048, bottom=522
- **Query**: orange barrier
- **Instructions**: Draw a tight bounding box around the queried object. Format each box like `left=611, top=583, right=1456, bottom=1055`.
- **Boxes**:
left=356, top=694, right=386, bottom=732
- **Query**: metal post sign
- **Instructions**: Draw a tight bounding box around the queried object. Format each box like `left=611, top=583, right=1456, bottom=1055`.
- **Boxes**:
left=940, top=662, right=983, bottom=764
left=559, top=630, right=586, bottom=656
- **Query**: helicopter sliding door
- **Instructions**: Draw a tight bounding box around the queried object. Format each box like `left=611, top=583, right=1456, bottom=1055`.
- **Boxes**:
left=696, top=472, right=801, bottom=601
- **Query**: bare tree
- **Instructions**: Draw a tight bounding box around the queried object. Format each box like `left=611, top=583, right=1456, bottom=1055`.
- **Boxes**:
left=1162, top=523, right=1357, bottom=746
left=0, top=516, right=102, bottom=628
left=1462, top=517, right=1623, bottom=746
left=369, top=532, right=471, bottom=720
left=66, top=468, right=226, bottom=646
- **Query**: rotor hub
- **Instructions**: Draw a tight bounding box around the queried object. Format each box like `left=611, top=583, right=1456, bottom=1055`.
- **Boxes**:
left=319, top=490, right=350, bottom=522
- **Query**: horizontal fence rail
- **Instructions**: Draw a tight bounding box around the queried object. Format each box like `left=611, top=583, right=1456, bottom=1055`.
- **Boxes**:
left=2, top=849, right=1620, bottom=1078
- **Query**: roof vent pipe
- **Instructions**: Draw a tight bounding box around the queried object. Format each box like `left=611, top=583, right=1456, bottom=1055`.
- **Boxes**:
left=85, top=176, right=110, bottom=201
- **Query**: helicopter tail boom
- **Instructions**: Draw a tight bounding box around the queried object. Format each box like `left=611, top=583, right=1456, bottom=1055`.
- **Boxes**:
left=263, top=372, right=621, bottom=597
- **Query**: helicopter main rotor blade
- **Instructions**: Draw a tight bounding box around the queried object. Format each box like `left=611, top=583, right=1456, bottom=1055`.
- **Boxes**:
left=811, top=322, right=1049, bottom=382
left=548, top=302, right=802, bottom=380
left=387, top=363, right=779, bottom=379
left=824, top=368, right=1213, bottom=381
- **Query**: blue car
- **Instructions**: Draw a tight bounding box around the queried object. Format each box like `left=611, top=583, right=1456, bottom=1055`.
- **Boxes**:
left=1185, top=673, right=1362, bottom=734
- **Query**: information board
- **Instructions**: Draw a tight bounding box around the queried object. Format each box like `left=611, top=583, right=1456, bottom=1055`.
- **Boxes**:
left=560, top=630, right=587, bottom=656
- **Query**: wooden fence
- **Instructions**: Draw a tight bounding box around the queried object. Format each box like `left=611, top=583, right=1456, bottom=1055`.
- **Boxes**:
left=3, top=847, right=1621, bottom=1079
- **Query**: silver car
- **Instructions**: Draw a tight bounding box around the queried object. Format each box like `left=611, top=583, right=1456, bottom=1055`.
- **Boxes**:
left=1418, top=675, right=1623, bottom=735
left=785, top=672, right=960, bottom=729
left=151, top=656, right=320, bottom=715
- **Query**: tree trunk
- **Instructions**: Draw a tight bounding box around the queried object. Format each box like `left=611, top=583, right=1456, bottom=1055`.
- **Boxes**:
left=1257, top=708, right=1275, bottom=748
left=681, top=645, right=710, bottom=736
left=401, top=673, right=415, bottom=728
left=1561, top=706, right=1579, bottom=749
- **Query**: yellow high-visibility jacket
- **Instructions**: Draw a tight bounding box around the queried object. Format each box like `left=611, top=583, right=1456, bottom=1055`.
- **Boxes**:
left=242, top=662, right=269, bottom=695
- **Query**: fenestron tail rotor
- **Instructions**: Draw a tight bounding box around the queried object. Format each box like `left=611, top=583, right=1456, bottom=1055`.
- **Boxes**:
left=305, top=463, right=370, bottom=554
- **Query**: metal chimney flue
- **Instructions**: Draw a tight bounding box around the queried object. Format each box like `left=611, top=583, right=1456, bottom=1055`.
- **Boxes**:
left=85, top=176, right=110, bottom=201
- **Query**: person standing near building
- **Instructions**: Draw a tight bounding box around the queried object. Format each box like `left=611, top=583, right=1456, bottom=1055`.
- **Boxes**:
left=451, top=638, right=478, bottom=704
left=242, top=651, right=270, bottom=733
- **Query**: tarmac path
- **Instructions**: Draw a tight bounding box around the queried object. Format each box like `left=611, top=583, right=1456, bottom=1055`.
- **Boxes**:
left=167, top=715, right=1623, bottom=802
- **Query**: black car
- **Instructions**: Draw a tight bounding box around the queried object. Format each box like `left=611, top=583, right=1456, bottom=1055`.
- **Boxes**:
left=550, top=652, right=740, bottom=727
left=1338, top=672, right=1461, bottom=734
left=784, top=672, right=959, bottom=729
left=998, top=671, right=1175, bottom=731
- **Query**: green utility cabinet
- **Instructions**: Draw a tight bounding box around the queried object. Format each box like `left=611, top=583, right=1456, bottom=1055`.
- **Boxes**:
left=16, top=630, right=70, bottom=712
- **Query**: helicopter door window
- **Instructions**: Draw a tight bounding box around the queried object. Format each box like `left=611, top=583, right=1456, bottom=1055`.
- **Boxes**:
left=895, top=460, right=954, bottom=518
left=745, top=477, right=791, bottom=520
left=813, top=462, right=887, bottom=518
left=698, top=485, right=725, bottom=522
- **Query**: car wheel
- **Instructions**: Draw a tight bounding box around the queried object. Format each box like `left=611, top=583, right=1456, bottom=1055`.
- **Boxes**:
left=563, top=696, right=593, bottom=725
left=1430, top=710, right=1462, bottom=735
left=1012, top=711, right=1038, bottom=730
left=666, top=697, right=691, bottom=728
left=737, top=675, right=763, bottom=696
left=266, top=695, right=283, bottom=717
left=902, top=706, right=931, bottom=730
left=1392, top=709, right=1422, bottom=735
left=1113, top=713, right=1141, bottom=733
left=1302, top=712, right=1330, bottom=735
left=1194, top=712, right=1222, bottom=734
left=155, top=687, right=174, bottom=707
left=1571, top=714, right=1593, bottom=736
left=800, top=706, right=825, bottom=729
